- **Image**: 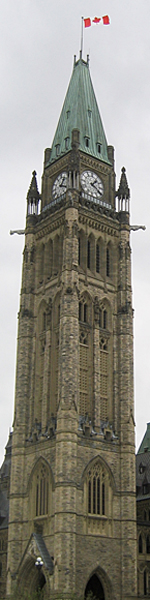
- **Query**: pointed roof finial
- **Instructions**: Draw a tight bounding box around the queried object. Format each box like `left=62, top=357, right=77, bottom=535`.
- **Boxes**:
left=116, top=166, right=130, bottom=200
left=27, top=171, right=40, bottom=201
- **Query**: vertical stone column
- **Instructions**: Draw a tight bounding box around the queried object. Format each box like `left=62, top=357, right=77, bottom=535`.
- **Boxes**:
left=118, top=217, right=137, bottom=600
left=54, top=204, right=79, bottom=595
left=7, top=228, right=36, bottom=591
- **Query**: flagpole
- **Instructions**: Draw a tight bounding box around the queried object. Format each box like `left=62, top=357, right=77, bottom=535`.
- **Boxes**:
left=80, top=16, right=84, bottom=58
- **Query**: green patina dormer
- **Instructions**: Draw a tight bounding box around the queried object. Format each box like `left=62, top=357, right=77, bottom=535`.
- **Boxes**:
left=47, top=55, right=110, bottom=166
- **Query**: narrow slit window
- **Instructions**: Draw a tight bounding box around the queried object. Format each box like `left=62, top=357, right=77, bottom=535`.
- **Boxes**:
left=84, top=303, right=87, bottom=323
left=87, top=241, right=90, bottom=269
left=96, top=244, right=100, bottom=273
left=79, top=302, right=82, bottom=321
left=78, top=237, right=80, bottom=265
left=106, top=247, right=110, bottom=277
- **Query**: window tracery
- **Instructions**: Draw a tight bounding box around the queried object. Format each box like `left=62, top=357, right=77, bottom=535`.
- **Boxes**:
left=35, top=462, right=49, bottom=517
left=84, top=459, right=113, bottom=537
left=87, top=462, right=106, bottom=516
left=79, top=294, right=92, bottom=417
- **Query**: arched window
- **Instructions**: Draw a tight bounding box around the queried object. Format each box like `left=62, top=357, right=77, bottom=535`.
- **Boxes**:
left=139, top=534, right=143, bottom=553
left=29, top=460, right=52, bottom=524
left=146, top=535, right=150, bottom=554
left=99, top=307, right=107, bottom=330
left=38, top=243, right=45, bottom=285
left=79, top=332, right=88, bottom=416
left=0, top=562, right=2, bottom=577
left=45, top=238, right=53, bottom=280
left=87, top=463, right=106, bottom=516
left=87, top=240, right=91, bottom=269
left=100, top=338, right=108, bottom=421
left=79, top=294, right=92, bottom=417
left=36, top=462, right=49, bottom=517
left=79, top=300, right=88, bottom=323
left=53, top=234, right=60, bottom=275
left=144, top=510, right=147, bottom=521
left=85, top=460, right=113, bottom=537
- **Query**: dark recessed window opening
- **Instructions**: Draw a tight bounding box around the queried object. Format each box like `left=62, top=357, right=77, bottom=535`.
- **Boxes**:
left=139, top=534, right=143, bottom=554
left=87, top=240, right=90, bottom=269
left=106, top=248, right=110, bottom=277
left=97, top=143, right=101, bottom=154
left=85, top=137, right=89, bottom=148
left=78, top=238, right=80, bottom=265
left=56, top=144, right=60, bottom=157
left=96, top=244, right=100, bottom=273
left=104, top=310, right=107, bottom=330
left=66, top=110, right=70, bottom=119
left=65, top=137, right=69, bottom=150
left=88, top=109, right=92, bottom=118
left=84, top=303, right=87, bottom=323
left=79, top=302, right=82, bottom=321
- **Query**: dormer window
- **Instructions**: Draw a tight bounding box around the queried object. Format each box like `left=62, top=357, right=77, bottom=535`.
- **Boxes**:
left=139, top=463, right=145, bottom=474
left=56, top=144, right=60, bottom=157
left=97, top=143, right=101, bottom=154
left=85, top=137, right=90, bottom=148
left=65, top=137, right=69, bottom=150
left=88, top=109, right=92, bottom=118
left=66, top=110, right=70, bottom=119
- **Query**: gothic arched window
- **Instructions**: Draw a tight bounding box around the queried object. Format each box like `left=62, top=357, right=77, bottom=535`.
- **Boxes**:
left=98, top=301, right=112, bottom=422
left=79, top=332, right=89, bottom=416
left=35, top=462, right=49, bottom=517
left=100, top=338, right=108, bottom=421
left=84, top=459, right=113, bottom=537
left=96, top=243, right=100, bottom=273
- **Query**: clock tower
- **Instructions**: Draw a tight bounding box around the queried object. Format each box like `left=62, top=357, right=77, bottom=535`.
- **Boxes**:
left=7, top=55, right=137, bottom=600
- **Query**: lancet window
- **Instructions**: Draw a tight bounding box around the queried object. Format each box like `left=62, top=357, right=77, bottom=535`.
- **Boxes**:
left=100, top=337, right=108, bottom=421
left=79, top=294, right=92, bottom=417
left=79, top=332, right=89, bottom=416
left=98, top=301, right=112, bottom=423
left=35, top=462, right=49, bottom=517
left=85, top=460, right=113, bottom=526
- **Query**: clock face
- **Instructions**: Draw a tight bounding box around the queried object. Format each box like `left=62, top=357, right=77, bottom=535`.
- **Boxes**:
left=52, top=172, right=68, bottom=199
left=80, top=170, right=103, bottom=199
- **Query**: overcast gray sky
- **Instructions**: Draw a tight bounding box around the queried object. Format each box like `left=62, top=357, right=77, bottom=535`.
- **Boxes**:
left=0, top=0, right=150, bottom=466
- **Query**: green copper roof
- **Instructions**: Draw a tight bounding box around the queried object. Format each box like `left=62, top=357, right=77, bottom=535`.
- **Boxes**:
left=48, top=56, right=110, bottom=166
left=138, top=423, right=150, bottom=454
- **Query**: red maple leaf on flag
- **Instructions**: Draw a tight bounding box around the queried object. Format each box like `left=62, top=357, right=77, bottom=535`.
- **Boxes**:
left=92, top=17, right=101, bottom=23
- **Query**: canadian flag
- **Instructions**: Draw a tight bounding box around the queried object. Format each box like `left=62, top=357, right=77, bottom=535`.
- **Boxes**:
left=84, top=15, right=110, bottom=28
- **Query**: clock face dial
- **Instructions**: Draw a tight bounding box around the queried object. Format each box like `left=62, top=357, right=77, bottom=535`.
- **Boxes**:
left=80, top=170, right=103, bottom=199
left=52, top=172, right=68, bottom=199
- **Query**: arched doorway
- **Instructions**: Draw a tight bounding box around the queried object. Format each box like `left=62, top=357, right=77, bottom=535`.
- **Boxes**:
left=85, top=574, right=105, bottom=600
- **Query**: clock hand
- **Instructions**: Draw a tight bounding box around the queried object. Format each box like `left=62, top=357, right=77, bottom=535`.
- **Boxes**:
left=60, top=179, right=65, bottom=187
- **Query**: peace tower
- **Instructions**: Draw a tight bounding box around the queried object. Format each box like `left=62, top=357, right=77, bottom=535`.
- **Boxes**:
left=6, top=54, right=137, bottom=600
